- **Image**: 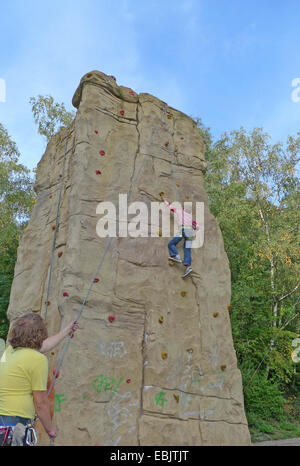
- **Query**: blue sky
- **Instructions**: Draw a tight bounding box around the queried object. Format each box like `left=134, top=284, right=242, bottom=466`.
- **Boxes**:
left=0, top=0, right=299, bottom=172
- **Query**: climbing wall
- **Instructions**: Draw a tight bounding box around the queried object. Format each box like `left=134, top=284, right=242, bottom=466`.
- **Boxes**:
left=7, top=70, right=251, bottom=446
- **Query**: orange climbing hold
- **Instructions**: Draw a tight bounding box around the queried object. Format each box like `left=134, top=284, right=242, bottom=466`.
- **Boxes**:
left=49, top=194, right=52, bottom=199
left=52, top=225, right=56, bottom=231
left=99, top=150, right=105, bottom=156
left=58, top=251, right=63, bottom=258
left=181, top=290, right=187, bottom=297
left=45, top=301, right=51, bottom=306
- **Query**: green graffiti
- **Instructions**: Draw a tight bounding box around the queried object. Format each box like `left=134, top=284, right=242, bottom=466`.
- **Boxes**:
left=54, top=394, right=66, bottom=412
left=92, top=374, right=123, bottom=394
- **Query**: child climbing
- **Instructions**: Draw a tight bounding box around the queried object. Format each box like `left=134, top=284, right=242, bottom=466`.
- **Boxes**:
left=160, top=192, right=199, bottom=278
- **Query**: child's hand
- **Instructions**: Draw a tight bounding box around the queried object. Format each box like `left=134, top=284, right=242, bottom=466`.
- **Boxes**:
left=65, top=321, right=78, bottom=335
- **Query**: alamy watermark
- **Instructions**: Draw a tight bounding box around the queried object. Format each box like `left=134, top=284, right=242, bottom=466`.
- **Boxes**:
left=95, top=195, right=204, bottom=248
left=0, top=79, right=6, bottom=103
left=291, top=338, right=300, bottom=363
left=291, top=78, right=300, bottom=103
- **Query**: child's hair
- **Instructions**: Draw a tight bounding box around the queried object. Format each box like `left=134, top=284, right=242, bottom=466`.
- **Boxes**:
left=8, top=313, right=48, bottom=350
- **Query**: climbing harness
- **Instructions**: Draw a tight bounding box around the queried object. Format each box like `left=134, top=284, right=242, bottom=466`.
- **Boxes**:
left=0, top=423, right=37, bottom=447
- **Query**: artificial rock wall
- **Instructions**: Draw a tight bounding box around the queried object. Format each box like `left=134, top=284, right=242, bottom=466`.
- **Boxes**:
left=7, top=71, right=251, bottom=446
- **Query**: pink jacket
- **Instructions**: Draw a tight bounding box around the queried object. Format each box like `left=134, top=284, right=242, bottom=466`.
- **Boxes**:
left=164, top=199, right=199, bottom=231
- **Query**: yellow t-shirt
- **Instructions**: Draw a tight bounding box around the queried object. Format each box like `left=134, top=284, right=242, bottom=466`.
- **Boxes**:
left=0, top=345, right=48, bottom=419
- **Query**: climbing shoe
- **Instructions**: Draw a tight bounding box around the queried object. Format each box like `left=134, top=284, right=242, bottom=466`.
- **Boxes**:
left=182, top=266, right=192, bottom=278
left=168, top=255, right=182, bottom=263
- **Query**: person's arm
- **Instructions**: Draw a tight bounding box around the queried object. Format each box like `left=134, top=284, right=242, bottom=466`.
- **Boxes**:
left=33, top=391, right=57, bottom=439
left=40, top=321, right=78, bottom=354
left=159, top=193, right=177, bottom=213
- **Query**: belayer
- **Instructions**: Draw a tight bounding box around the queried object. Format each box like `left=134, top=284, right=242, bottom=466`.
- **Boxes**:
left=160, top=192, right=199, bottom=278
left=0, top=313, right=78, bottom=446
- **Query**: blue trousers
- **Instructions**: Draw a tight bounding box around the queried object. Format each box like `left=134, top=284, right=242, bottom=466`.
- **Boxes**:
left=168, top=228, right=192, bottom=266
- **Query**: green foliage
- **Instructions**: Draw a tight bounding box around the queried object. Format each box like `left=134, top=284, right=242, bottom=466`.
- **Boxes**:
left=0, top=124, right=34, bottom=340
left=199, top=121, right=300, bottom=434
left=29, top=95, right=75, bottom=142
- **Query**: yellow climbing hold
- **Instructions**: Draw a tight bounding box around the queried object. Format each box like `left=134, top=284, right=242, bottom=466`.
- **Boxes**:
left=158, top=228, right=162, bottom=237
left=227, top=304, right=231, bottom=311
left=213, top=312, right=219, bottom=318
left=164, top=141, right=169, bottom=147
left=168, top=260, right=175, bottom=267
left=161, top=352, right=168, bottom=360
left=176, top=183, right=180, bottom=188
left=167, top=114, right=172, bottom=119
left=158, top=316, right=164, bottom=324
left=173, top=393, right=179, bottom=403
left=159, top=191, right=165, bottom=197
left=220, top=364, right=227, bottom=371
left=185, top=194, right=189, bottom=199
left=181, top=290, right=187, bottom=297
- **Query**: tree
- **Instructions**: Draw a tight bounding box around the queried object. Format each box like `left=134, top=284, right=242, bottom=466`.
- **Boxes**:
left=29, top=95, right=75, bottom=142
left=0, top=123, right=34, bottom=338
left=200, top=123, right=300, bottom=388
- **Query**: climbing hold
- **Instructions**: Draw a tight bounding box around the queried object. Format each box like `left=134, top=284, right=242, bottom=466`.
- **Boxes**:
left=95, top=170, right=102, bottom=175
left=86, top=73, right=92, bottom=78
left=68, top=331, right=74, bottom=339
left=159, top=191, right=164, bottom=197
left=173, top=393, right=179, bottom=403
left=227, top=304, right=231, bottom=311
left=45, top=301, right=51, bottom=306
left=213, top=312, right=219, bottom=318
left=181, top=290, right=187, bottom=297
left=58, top=251, right=63, bottom=258
left=99, top=150, right=105, bottom=156
left=158, top=228, right=162, bottom=237
left=185, top=194, right=190, bottom=199
left=68, top=133, right=72, bottom=139
left=52, top=225, right=56, bottom=231
left=126, top=378, right=131, bottom=384
left=53, top=369, right=60, bottom=379
left=63, top=291, right=69, bottom=297
left=180, top=136, right=184, bottom=140
left=176, top=183, right=180, bottom=188
left=220, top=364, right=227, bottom=371
left=49, top=194, right=52, bottom=199
left=93, top=278, right=99, bottom=283
left=164, top=141, right=169, bottom=147
left=120, top=110, right=125, bottom=116
left=167, top=114, right=172, bottom=119
left=59, top=174, right=62, bottom=178
left=51, top=352, right=55, bottom=356
left=168, top=260, right=175, bottom=267
left=108, top=315, right=115, bottom=323
left=161, top=352, right=168, bottom=360
left=158, top=316, right=164, bottom=324
left=129, top=90, right=135, bottom=95
left=187, top=348, right=193, bottom=354
left=94, top=130, right=98, bottom=134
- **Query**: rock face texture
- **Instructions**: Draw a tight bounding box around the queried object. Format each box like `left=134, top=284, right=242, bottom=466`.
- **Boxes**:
left=7, top=71, right=251, bottom=446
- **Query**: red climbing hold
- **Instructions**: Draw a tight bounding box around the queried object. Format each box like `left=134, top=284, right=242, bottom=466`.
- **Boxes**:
left=95, top=170, right=102, bottom=175
left=59, top=174, right=62, bottom=178
left=63, top=291, right=69, bottom=297
left=93, top=278, right=99, bottom=283
left=53, top=369, right=60, bottom=379
left=126, top=378, right=131, bottom=384
left=108, top=315, right=115, bottom=323
left=120, top=110, right=125, bottom=116
left=99, top=150, right=105, bottom=156
left=129, top=90, right=134, bottom=95
left=94, top=130, right=98, bottom=134
left=58, top=251, right=63, bottom=258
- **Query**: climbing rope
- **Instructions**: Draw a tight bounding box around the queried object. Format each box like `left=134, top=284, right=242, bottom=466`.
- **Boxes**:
left=44, top=126, right=71, bottom=320
left=161, top=107, right=179, bottom=203
left=46, top=102, right=175, bottom=417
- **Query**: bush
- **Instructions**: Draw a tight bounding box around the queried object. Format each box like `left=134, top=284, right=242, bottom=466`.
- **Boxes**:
left=241, top=363, right=285, bottom=421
